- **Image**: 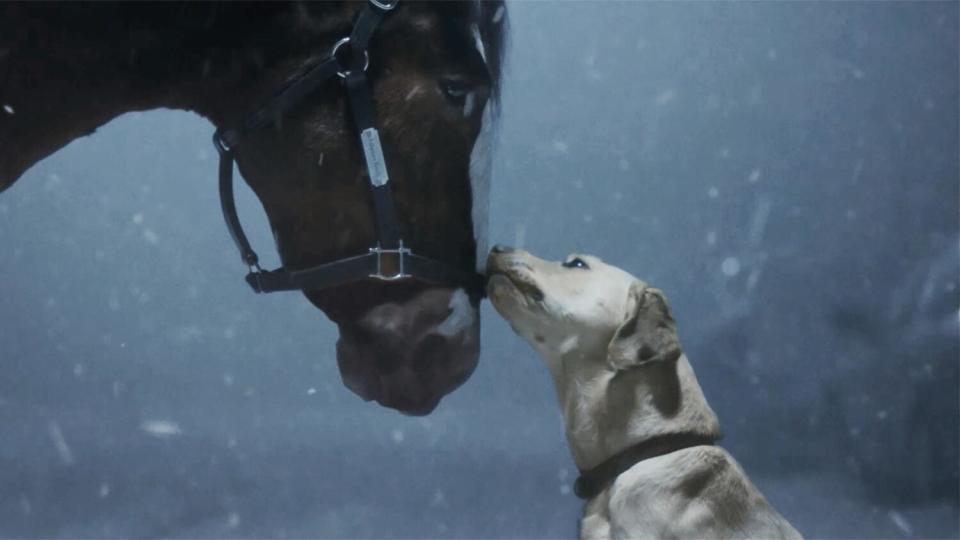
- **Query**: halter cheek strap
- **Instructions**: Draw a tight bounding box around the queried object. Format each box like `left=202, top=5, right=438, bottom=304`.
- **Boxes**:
left=212, top=0, right=485, bottom=297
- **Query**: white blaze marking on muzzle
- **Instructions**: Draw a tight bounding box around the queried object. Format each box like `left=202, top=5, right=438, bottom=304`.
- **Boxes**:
left=435, top=288, right=475, bottom=337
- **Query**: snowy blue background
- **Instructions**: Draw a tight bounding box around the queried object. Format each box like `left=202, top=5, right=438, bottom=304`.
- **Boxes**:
left=1, top=2, right=957, bottom=538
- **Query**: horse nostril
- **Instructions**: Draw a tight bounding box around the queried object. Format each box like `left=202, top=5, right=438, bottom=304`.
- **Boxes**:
left=491, top=244, right=514, bottom=254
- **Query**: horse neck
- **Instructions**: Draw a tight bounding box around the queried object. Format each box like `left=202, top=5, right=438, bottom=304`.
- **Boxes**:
left=0, top=3, right=307, bottom=190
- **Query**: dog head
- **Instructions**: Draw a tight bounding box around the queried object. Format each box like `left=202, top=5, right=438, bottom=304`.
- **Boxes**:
left=486, top=245, right=681, bottom=371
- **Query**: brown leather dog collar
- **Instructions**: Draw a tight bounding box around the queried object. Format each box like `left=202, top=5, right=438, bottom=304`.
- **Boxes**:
left=573, top=432, right=721, bottom=499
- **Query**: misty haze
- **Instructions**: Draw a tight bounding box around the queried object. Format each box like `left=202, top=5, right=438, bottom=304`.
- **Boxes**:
left=1, top=2, right=957, bottom=538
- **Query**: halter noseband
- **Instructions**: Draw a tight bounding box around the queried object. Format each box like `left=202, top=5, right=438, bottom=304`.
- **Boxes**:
left=212, top=0, right=485, bottom=297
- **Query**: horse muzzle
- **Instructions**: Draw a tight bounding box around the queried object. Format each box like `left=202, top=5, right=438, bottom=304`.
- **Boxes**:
left=325, top=286, right=480, bottom=415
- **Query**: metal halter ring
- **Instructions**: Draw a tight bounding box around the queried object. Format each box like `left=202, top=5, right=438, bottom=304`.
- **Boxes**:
left=212, top=130, right=232, bottom=155
left=332, top=37, right=370, bottom=79
left=369, top=0, right=399, bottom=10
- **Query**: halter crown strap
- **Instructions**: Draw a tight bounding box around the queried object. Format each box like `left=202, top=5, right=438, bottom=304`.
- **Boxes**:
left=350, top=0, right=397, bottom=51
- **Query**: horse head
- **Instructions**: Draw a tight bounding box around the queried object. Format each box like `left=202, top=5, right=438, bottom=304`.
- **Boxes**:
left=0, top=1, right=504, bottom=415
left=206, top=2, right=506, bottom=415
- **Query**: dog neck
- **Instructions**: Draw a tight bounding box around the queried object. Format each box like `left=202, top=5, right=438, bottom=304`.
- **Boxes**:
left=537, top=339, right=722, bottom=473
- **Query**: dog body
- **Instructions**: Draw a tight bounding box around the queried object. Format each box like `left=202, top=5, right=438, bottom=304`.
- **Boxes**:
left=487, top=247, right=801, bottom=539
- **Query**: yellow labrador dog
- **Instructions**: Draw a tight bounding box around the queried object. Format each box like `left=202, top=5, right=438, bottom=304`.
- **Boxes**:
left=486, top=246, right=801, bottom=540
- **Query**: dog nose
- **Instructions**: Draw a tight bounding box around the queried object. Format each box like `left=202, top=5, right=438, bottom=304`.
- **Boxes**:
left=490, top=244, right=514, bottom=254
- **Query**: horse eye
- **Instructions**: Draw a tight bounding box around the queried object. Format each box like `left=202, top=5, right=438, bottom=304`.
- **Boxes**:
left=562, top=257, right=590, bottom=270
left=438, top=78, right=470, bottom=105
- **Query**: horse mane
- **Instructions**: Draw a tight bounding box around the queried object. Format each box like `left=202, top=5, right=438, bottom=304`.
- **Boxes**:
left=0, top=1, right=507, bottom=188
left=10, top=1, right=507, bottom=97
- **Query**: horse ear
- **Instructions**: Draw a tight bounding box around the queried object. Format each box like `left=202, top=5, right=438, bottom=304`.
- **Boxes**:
left=606, top=283, right=682, bottom=372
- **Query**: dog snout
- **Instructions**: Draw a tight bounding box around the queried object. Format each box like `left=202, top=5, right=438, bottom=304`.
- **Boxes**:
left=486, top=247, right=535, bottom=277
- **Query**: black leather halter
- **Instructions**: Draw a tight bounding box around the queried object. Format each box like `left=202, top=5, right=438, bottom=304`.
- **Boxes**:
left=213, top=0, right=485, bottom=296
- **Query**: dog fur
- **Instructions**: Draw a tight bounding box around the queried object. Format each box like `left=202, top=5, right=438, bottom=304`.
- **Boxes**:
left=486, top=247, right=801, bottom=539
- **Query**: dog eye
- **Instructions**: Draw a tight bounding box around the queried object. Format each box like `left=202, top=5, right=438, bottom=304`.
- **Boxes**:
left=562, top=257, right=590, bottom=270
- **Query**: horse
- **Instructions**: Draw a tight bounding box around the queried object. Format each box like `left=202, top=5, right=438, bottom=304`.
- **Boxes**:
left=0, top=1, right=507, bottom=415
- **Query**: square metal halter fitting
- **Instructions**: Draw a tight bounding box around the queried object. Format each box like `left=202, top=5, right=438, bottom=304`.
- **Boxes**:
left=369, top=241, right=411, bottom=280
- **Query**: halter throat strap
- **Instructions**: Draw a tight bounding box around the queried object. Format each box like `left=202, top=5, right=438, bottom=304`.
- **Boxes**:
left=573, top=432, right=720, bottom=500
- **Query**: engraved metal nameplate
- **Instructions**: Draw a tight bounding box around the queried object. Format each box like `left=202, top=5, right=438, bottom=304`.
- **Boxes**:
left=360, top=127, right=389, bottom=187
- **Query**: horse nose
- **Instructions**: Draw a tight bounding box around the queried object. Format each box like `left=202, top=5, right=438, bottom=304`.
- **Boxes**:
left=490, top=244, right=514, bottom=254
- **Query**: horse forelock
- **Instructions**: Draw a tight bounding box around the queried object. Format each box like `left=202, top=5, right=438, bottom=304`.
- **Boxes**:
left=338, top=1, right=509, bottom=103
left=433, top=0, right=509, bottom=108
left=473, top=0, right=508, bottom=107
left=262, top=1, right=508, bottom=112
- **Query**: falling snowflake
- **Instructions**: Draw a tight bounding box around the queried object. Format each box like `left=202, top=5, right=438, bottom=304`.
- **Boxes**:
left=655, top=89, right=676, bottom=106
left=888, top=511, right=913, bottom=536
left=141, top=420, right=184, bottom=438
left=143, top=229, right=159, bottom=245
left=721, top=257, right=741, bottom=277
left=47, top=421, right=74, bottom=466
left=706, top=231, right=717, bottom=246
left=559, top=336, right=579, bottom=355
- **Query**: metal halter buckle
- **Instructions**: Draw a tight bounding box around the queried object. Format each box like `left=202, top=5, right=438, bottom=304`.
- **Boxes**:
left=331, top=37, right=370, bottom=79
left=246, top=262, right=265, bottom=291
left=369, top=241, right=411, bottom=280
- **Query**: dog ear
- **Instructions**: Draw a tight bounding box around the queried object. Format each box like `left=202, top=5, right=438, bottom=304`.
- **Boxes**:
left=606, top=283, right=682, bottom=371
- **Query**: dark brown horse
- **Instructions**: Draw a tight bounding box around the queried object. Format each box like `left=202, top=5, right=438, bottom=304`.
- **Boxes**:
left=0, top=1, right=506, bottom=415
